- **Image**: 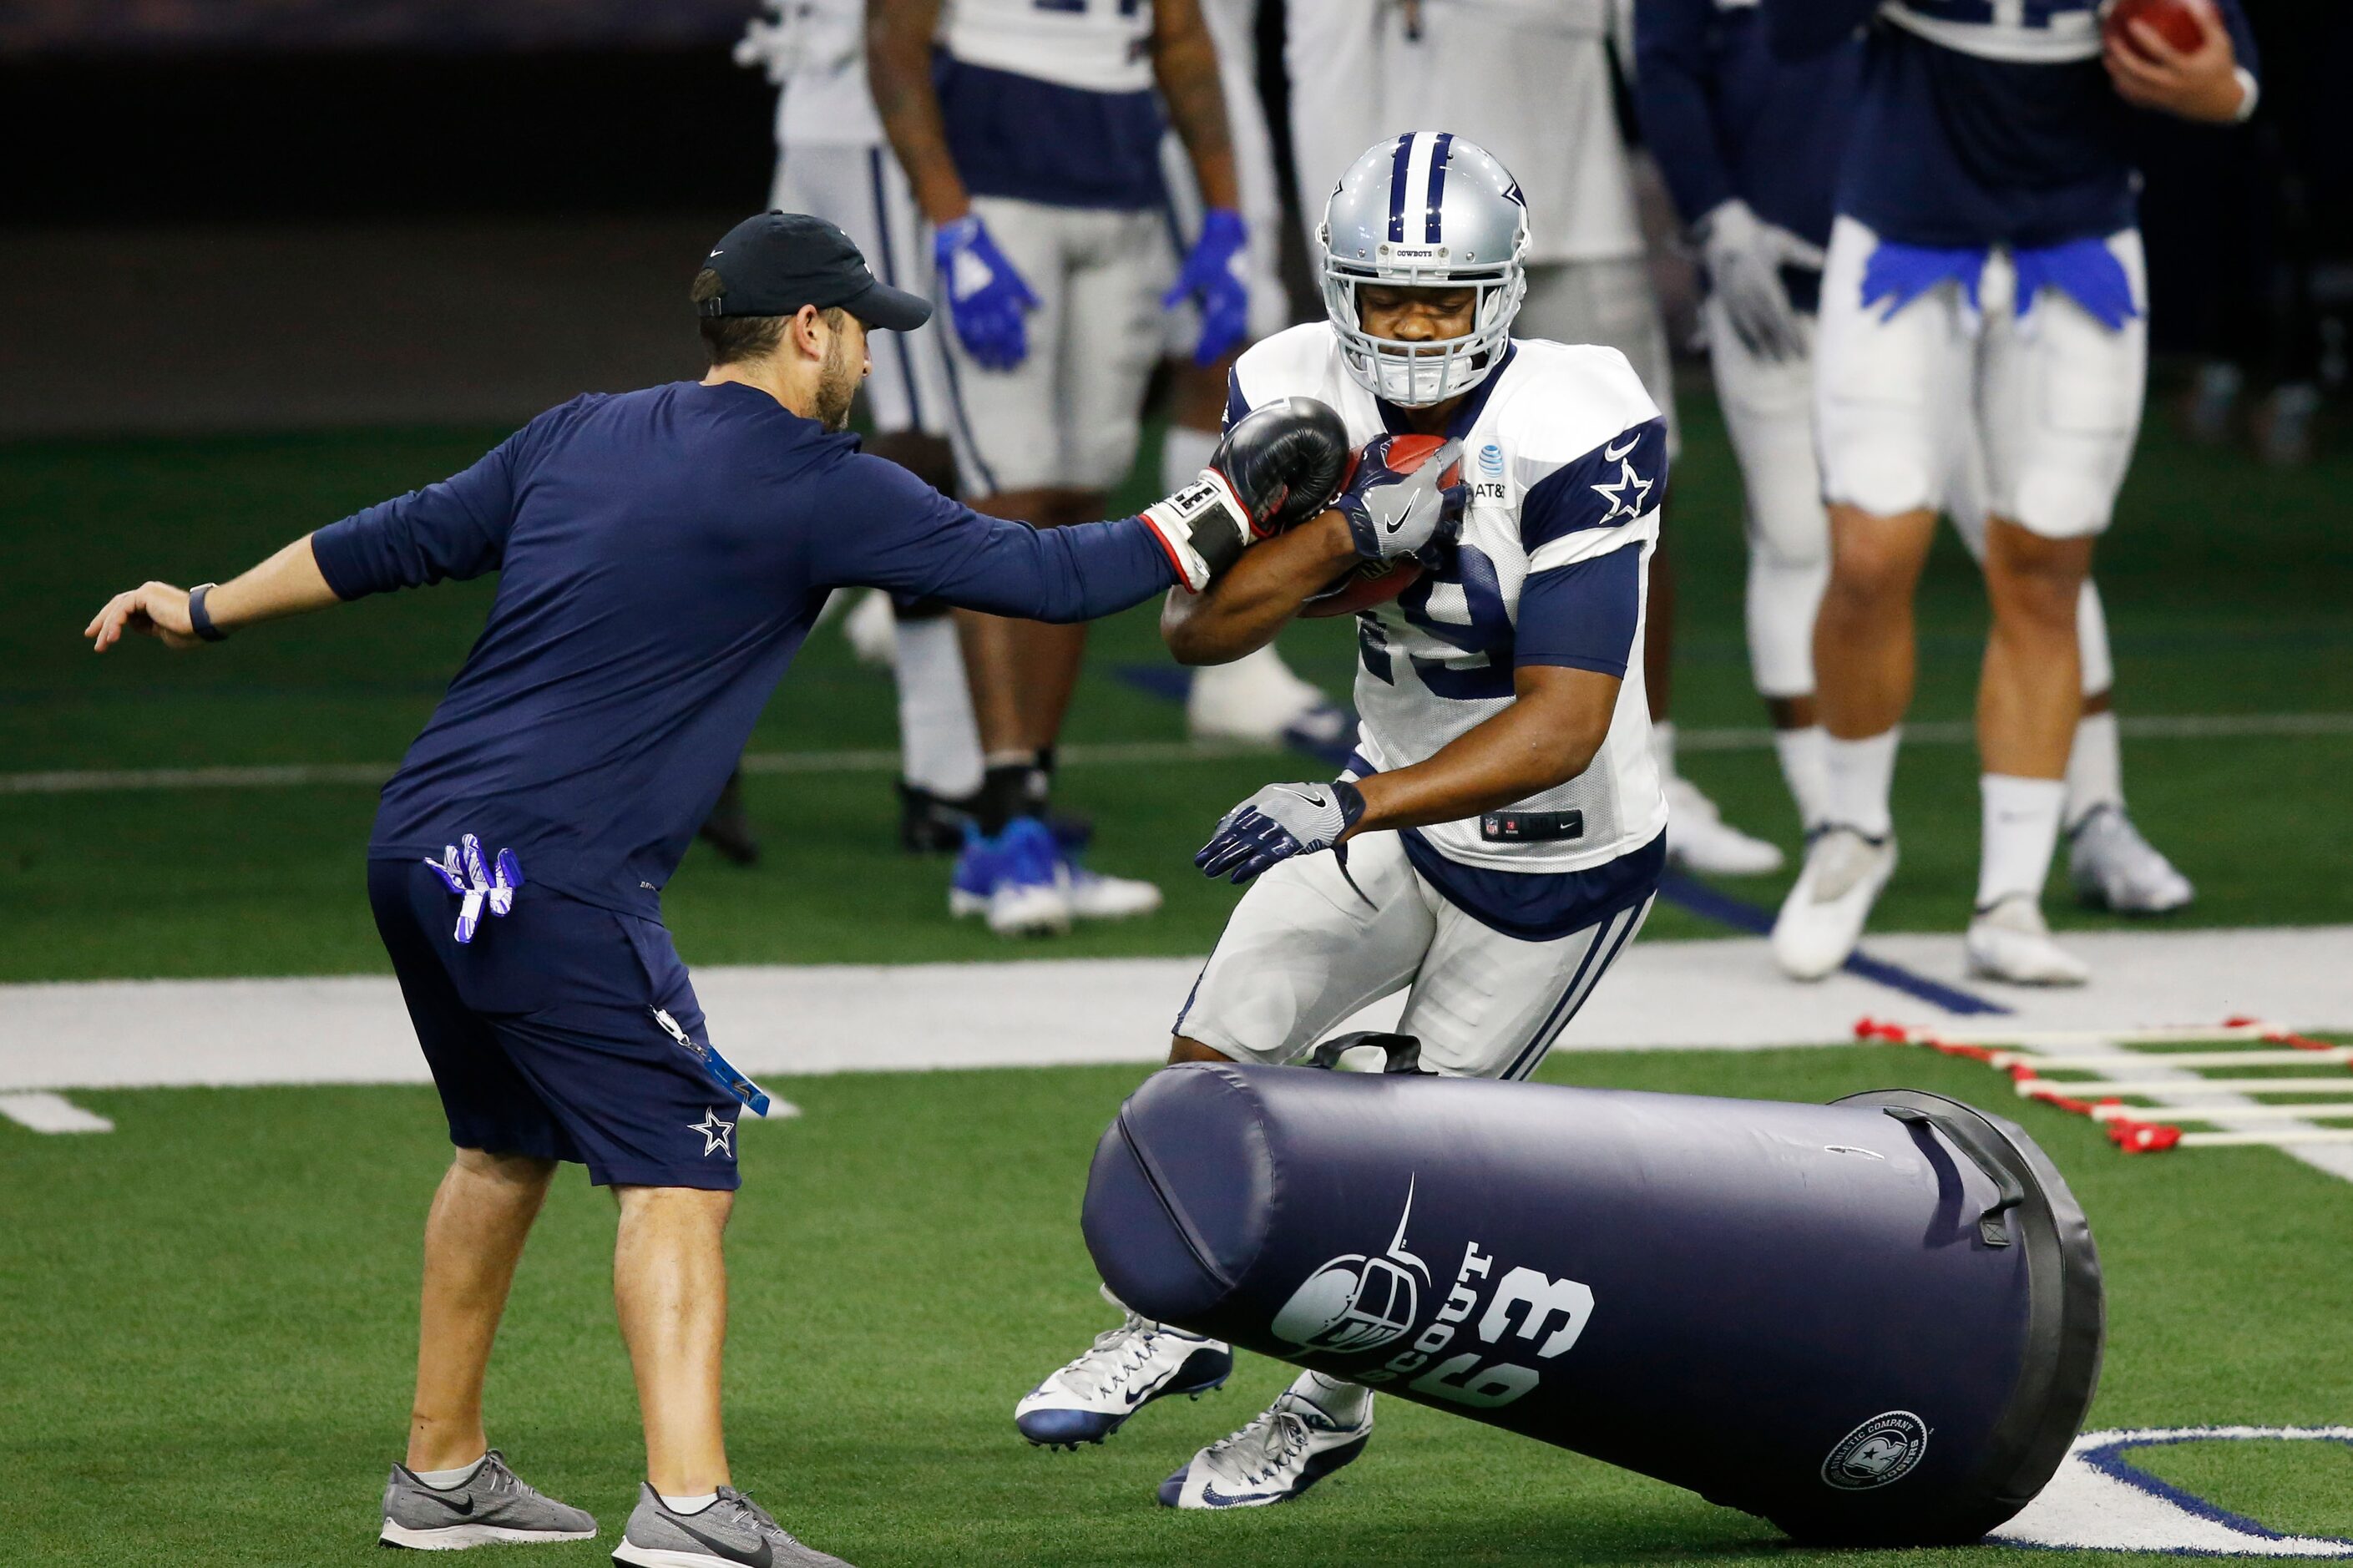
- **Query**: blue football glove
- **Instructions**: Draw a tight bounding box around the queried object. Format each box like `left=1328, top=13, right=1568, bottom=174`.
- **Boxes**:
left=1334, top=434, right=1468, bottom=566
left=1196, top=779, right=1367, bottom=884
left=1162, top=208, right=1251, bottom=366
left=935, top=215, right=1039, bottom=371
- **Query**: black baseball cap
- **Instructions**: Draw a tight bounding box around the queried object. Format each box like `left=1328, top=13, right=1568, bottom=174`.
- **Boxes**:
left=696, top=210, right=932, bottom=331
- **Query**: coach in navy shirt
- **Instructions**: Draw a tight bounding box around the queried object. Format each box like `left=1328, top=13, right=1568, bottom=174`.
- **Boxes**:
left=83, top=211, right=1293, bottom=1565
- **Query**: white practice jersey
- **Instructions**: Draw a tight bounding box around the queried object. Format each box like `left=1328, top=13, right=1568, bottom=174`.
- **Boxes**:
left=738, top=0, right=885, bottom=149
left=1230, top=324, right=1671, bottom=873
left=942, top=0, right=1156, bottom=91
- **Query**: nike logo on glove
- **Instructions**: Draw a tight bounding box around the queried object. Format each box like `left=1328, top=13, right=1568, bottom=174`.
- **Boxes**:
left=1284, top=790, right=1329, bottom=808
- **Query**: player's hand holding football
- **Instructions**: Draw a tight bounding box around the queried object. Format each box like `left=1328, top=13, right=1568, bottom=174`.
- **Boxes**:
left=1335, top=435, right=1467, bottom=566
left=2103, top=0, right=2250, bottom=124
left=1699, top=199, right=1824, bottom=362
left=1197, top=778, right=1367, bottom=883
left=935, top=215, right=1040, bottom=369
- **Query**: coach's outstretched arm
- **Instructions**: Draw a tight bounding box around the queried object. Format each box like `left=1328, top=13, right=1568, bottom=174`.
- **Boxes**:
left=84, top=537, right=341, bottom=651
left=85, top=424, right=526, bottom=652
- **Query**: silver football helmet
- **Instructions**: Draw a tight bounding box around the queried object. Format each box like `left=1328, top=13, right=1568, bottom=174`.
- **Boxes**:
left=1319, top=132, right=1530, bottom=407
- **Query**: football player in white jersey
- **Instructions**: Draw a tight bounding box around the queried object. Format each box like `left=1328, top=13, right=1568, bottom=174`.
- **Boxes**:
left=1285, top=0, right=1785, bottom=881
left=1160, top=0, right=1351, bottom=751
left=1769, top=0, right=2254, bottom=984
left=1010, top=134, right=1671, bottom=1510
left=872, top=0, right=1252, bottom=936
left=734, top=0, right=987, bottom=862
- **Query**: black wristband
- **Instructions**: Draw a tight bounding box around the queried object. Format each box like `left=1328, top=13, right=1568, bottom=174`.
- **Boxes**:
left=187, top=583, right=228, bottom=643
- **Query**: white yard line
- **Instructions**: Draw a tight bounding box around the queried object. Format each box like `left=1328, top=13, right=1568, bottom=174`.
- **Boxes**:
left=5, top=713, right=2348, bottom=796
left=0, top=1091, right=114, bottom=1133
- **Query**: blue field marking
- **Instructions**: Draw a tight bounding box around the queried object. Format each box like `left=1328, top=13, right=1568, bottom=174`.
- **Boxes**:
left=1115, top=665, right=2013, bottom=1018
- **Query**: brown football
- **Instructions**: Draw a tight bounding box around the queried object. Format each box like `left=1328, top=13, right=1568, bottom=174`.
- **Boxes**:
left=1296, top=435, right=1455, bottom=620
left=2103, top=0, right=2206, bottom=57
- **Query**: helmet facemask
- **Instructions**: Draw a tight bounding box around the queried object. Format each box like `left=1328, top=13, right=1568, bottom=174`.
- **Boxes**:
left=1323, top=260, right=1526, bottom=407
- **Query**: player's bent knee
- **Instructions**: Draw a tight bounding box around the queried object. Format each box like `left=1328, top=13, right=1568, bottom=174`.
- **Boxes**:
left=1168, top=1035, right=1238, bottom=1065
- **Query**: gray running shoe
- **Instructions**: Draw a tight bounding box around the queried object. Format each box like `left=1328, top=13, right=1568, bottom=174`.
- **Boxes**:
left=380, top=1449, right=597, bottom=1550
left=611, top=1485, right=854, bottom=1568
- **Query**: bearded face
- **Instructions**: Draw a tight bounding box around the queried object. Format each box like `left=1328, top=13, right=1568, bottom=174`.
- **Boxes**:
left=814, top=317, right=865, bottom=432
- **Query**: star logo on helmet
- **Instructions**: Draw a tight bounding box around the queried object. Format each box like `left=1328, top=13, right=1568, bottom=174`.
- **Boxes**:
left=1590, top=457, right=1652, bottom=524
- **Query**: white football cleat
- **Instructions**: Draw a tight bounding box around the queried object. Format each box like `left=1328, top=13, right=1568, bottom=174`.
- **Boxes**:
left=1663, top=775, right=1785, bottom=877
left=1966, top=895, right=2090, bottom=986
left=2067, top=807, right=2194, bottom=914
left=1187, top=646, right=1350, bottom=749
left=1061, top=858, right=1163, bottom=921
left=843, top=589, right=897, bottom=668
left=1771, top=827, right=1898, bottom=980
left=1015, top=1308, right=1232, bottom=1449
left=1157, top=1390, right=1373, bottom=1510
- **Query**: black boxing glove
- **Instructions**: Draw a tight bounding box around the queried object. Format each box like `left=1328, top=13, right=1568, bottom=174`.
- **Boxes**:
left=1213, top=397, right=1351, bottom=537
left=1141, top=397, right=1352, bottom=591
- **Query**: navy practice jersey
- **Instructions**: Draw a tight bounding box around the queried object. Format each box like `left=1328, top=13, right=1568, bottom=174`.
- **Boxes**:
left=1637, top=0, right=1864, bottom=250
left=311, top=380, right=1173, bottom=915
left=1767, top=0, right=2259, bottom=248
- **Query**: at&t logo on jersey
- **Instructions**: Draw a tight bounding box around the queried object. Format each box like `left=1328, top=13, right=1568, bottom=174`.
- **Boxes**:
left=1268, top=1176, right=1596, bottom=1412
left=1472, top=443, right=1509, bottom=503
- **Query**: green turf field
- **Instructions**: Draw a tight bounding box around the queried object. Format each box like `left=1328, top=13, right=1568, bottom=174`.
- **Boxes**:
left=3, top=391, right=2350, bottom=980
left=3, top=1044, right=2349, bottom=1568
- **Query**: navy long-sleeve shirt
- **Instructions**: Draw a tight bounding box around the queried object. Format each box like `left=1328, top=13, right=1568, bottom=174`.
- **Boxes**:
left=1637, top=0, right=1864, bottom=250
left=311, top=379, right=1175, bottom=916
left=1767, top=0, right=2257, bottom=248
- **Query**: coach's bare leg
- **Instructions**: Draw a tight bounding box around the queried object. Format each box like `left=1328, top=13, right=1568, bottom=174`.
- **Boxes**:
left=1977, top=517, right=2092, bottom=779
left=614, top=1185, right=736, bottom=1496
left=1168, top=1035, right=1237, bottom=1065
left=408, top=1147, right=558, bottom=1471
left=1814, top=504, right=1938, bottom=740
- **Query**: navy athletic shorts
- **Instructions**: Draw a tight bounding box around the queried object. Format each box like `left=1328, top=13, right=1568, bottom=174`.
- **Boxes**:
left=367, top=857, right=742, bottom=1190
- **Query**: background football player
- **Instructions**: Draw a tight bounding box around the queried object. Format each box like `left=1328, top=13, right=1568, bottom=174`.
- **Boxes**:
left=871, top=0, right=1251, bottom=936
left=1766, top=0, right=2254, bottom=984
left=1013, top=135, right=1672, bottom=1510
left=735, top=0, right=984, bottom=862
left=1634, top=0, right=2195, bottom=915
left=1283, top=0, right=1786, bottom=880
left=1160, top=0, right=1351, bottom=749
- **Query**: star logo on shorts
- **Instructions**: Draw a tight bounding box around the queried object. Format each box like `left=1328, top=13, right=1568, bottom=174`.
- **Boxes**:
left=1589, top=456, right=1652, bottom=524
left=690, top=1109, right=736, bottom=1158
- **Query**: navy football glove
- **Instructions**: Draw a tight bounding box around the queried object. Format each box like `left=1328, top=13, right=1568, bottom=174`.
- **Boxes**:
left=1163, top=208, right=1252, bottom=365
left=935, top=215, right=1039, bottom=371
left=1196, top=779, right=1367, bottom=884
left=1335, top=435, right=1468, bottom=566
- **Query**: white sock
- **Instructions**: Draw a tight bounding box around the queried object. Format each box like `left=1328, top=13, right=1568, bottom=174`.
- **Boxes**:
left=413, top=1457, right=485, bottom=1489
left=1771, top=723, right=1832, bottom=832
left=2063, top=710, right=2123, bottom=831
left=1288, top=1369, right=1372, bottom=1427
left=1977, top=773, right=2066, bottom=909
left=1823, top=729, right=1900, bottom=840
left=1161, top=423, right=1221, bottom=494
left=1648, top=718, right=1680, bottom=781
left=893, top=614, right=984, bottom=800
left=658, top=1491, right=720, bottom=1515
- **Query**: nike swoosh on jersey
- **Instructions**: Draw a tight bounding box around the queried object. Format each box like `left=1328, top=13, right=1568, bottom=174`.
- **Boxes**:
left=1604, top=435, right=1638, bottom=461
left=670, top=1517, right=772, bottom=1568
